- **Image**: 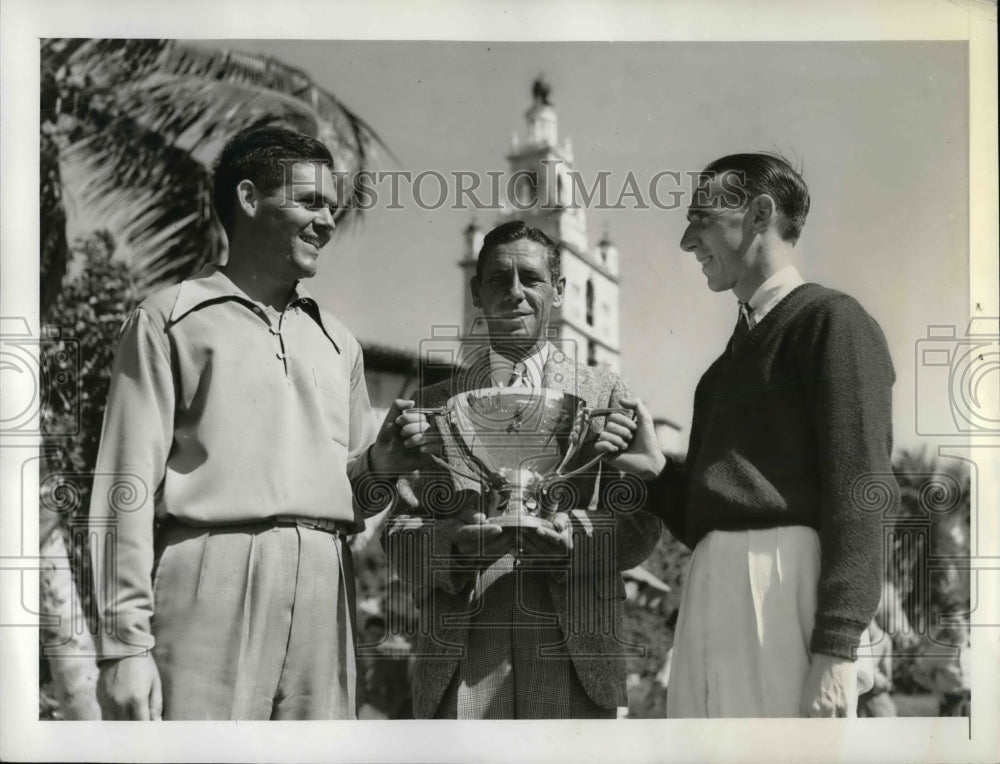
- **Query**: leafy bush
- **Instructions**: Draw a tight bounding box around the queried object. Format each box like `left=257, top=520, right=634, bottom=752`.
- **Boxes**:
left=40, top=231, right=141, bottom=716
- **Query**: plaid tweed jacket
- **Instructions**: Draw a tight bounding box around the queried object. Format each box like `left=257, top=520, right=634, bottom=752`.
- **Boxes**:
left=381, top=345, right=661, bottom=718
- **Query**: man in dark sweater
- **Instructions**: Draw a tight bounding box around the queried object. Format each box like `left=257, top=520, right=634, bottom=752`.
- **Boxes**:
left=649, top=153, right=898, bottom=717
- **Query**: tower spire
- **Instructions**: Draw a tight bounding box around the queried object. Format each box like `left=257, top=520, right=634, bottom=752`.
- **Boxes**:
left=459, top=78, right=621, bottom=371
left=532, top=75, right=552, bottom=106
left=525, top=75, right=558, bottom=147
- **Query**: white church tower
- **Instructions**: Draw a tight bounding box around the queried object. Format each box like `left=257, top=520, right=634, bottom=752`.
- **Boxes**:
left=459, top=78, right=622, bottom=372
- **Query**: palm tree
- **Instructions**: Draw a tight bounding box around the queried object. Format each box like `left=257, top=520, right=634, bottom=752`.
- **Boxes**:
left=40, top=38, right=388, bottom=313
left=38, top=38, right=390, bottom=718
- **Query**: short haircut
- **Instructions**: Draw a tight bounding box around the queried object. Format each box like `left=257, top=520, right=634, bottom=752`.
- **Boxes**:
left=476, top=220, right=561, bottom=282
left=212, top=125, right=334, bottom=235
left=703, top=153, right=810, bottom=244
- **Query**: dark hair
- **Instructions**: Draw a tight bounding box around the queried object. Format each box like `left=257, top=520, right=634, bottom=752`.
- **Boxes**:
left=703, top=153, right=810, bottom=244
left=475, top=220, right=561, bottom=282
left=212, top=125, right=334, bottom=235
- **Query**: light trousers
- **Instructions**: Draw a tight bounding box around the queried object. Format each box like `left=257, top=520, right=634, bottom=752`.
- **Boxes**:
left=151, top=521, right=357, bottom=720
left=667, top=526, right=873, bottom=718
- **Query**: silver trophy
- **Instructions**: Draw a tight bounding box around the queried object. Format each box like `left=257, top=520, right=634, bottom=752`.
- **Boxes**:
left=414, top=387, right=633, bottom=529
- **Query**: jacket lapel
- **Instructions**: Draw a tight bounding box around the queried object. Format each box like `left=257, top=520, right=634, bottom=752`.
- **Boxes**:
left=541, top=342, right=578, bottom=397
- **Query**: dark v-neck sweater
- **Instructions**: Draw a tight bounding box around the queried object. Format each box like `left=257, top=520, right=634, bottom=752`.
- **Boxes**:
left=650, top=283, right=898, bottom=658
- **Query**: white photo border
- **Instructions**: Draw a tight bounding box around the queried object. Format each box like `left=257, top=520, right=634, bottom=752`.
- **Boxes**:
left=2, top=1, right=997, bottom=762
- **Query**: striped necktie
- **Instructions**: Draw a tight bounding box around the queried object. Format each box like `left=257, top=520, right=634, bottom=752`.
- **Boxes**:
left=506, top=360, right=528, bottom=388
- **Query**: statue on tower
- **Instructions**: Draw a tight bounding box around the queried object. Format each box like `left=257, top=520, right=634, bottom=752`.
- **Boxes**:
left=532, top=76, right=552, bottom=106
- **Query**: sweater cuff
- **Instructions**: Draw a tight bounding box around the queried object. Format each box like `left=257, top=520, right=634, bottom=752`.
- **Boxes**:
left=810, top=615, right=868, bottom=660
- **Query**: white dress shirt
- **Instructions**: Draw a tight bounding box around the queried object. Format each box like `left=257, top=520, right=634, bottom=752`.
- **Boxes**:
left=744, top=265, right=806, bottom=329
left=488, top=342, right=549, bottom=388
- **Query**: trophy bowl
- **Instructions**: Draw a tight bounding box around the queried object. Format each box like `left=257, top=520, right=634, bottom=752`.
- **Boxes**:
left=414, top=387, right=632, bottom=530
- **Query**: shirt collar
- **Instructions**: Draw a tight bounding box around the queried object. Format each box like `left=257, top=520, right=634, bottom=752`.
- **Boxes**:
left=168, top=265, right=339, bottom=353
left=745, top=265, right=805, bottom=327
left=488, top=341, right=549, bottom=388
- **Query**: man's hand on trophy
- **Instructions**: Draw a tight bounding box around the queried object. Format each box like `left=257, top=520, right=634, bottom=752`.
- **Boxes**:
left=369, top=399, right=441, bottom=474
left=454, top=510, right=514, bottom=561
left=598, top=397, right=666, bottom=480
left=521, top=511, right=573, bottom=558
left=594, top=406, right=638, bottom=452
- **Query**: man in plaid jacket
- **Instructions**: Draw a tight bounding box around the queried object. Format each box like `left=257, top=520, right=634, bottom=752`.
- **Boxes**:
left=381, top=221, right=664, bottom=719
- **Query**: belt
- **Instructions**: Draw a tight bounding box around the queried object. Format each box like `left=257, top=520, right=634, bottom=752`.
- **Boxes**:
left=162, top=514, right=352, bottom=538
left=269, top=515, right=352, bottom=537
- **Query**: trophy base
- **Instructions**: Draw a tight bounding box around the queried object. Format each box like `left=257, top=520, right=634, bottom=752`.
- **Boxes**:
left=490, top=513, right=554, bottom=531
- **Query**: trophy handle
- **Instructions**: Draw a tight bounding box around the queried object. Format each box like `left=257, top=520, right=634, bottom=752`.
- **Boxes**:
left=585, top=407, right=635, bottom=418
left=548, top=405, right=636, bottom=484
left=411, top=407, right=500, bottom=491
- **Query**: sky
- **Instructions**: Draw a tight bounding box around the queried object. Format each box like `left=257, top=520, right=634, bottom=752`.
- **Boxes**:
left=160, top=41, right=971, bottom=452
